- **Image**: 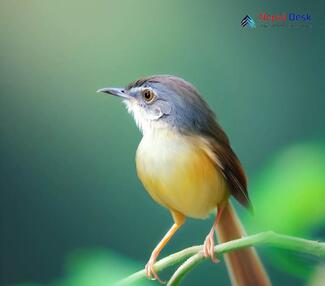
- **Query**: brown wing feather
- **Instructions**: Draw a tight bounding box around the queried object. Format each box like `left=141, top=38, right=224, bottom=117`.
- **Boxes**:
left=195, top=113, right=251, bottom=210
left=193, top=116, right=251, bottom=210
left=210, top=139, right=251, bottom=209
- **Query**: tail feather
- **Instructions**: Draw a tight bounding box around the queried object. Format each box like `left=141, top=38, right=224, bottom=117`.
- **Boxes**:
left=216, top=202, right=271, bottom=286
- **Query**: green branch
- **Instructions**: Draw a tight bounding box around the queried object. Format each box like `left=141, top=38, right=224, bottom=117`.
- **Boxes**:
left=116, top=231, right=325, bottom=286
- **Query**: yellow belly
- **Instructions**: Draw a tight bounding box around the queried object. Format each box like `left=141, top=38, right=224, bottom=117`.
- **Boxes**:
left=136, top=130, right=228, bottom=219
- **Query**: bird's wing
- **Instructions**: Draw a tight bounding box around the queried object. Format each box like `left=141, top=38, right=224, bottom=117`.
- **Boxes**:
left=200, top=136, right=251, bottom=210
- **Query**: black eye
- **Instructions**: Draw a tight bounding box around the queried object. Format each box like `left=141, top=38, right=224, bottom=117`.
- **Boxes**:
left=142, top=88, right=155, bottom=102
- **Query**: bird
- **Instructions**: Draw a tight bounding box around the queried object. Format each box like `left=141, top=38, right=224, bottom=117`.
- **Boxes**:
left=97, top=75, right=270, bottom=286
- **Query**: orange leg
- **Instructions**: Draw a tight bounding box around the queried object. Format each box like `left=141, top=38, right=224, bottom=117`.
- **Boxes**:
left=146, top=211, right=185, bottom=283
left=203, top=205, right=225, bottom=263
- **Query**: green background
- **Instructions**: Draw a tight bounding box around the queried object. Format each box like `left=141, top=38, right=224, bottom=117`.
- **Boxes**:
left=1, top=1, right=324, bottom=286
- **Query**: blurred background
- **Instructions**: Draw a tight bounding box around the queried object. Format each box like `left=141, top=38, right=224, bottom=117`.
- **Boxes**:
left=1, top=1, right=324, bottom=285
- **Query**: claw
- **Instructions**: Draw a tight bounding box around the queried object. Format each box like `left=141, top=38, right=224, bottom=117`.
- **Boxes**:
left=145, top=255, right=166, bottom=284
left=203, top=228, right=219, bottom=263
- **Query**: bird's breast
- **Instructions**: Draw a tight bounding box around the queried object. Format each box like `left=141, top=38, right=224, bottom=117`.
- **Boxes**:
left=136, top=129, right=227, bottom=219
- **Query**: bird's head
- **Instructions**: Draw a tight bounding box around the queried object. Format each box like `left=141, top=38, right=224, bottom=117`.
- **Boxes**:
left=97, top=75, right=216, bottom=135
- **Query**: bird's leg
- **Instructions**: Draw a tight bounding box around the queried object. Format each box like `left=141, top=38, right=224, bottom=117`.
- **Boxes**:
left=145, top=211, right=185, bottom=283
left=203, top=205, right=225, bottom=263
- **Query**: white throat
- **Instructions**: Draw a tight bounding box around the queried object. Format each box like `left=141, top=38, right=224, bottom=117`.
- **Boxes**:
left=123, top=99, right=168, bottom=135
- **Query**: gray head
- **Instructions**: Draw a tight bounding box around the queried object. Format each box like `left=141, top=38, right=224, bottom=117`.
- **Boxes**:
left=97, top=75, right=227, bottom=141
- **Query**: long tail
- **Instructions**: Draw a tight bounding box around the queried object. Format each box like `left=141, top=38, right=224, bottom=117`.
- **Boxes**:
left=216, top=202, right=271, bottom=286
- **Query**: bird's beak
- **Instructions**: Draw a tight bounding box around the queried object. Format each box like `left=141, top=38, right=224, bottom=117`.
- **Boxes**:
left=96, top=87, right=130, bottom=99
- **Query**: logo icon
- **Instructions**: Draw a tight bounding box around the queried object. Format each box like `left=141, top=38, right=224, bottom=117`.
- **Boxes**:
left=241, top=15, right=256, bottom=28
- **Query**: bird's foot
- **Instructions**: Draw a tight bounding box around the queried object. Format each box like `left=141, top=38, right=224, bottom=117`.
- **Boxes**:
left=145, top=252, right=166, bottom=284
left=203, top=228, right=219, bottom=263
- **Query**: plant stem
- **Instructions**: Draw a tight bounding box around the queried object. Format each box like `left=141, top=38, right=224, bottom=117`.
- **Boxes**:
left=116, top=231, right=325, bottom=286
